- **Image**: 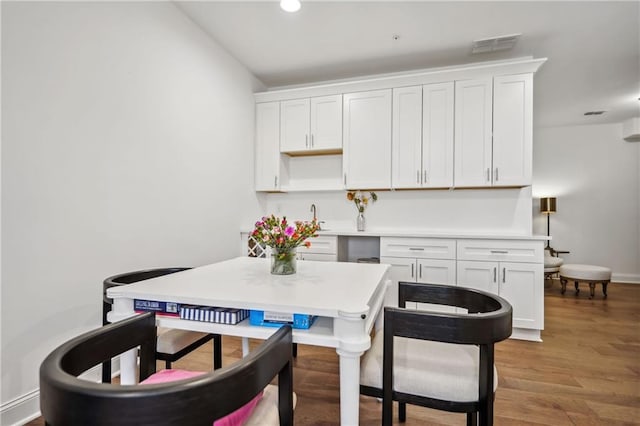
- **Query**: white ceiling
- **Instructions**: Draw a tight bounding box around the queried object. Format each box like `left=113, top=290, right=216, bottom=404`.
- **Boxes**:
left=176, top=1, right=639, bottom=128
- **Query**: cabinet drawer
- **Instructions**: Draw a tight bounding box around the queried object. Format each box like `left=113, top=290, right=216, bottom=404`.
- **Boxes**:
left=380, top=237, right=456, bottom=259
left=300, top=235, right=337, bottom=255
left=457, top=239, right=542, bottom=263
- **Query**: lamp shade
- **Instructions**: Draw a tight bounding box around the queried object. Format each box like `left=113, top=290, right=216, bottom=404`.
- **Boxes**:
left=540, top=197, right=557, bottom=214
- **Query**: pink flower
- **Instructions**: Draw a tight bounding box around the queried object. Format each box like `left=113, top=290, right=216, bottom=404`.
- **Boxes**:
left=285, top=226, right=295, bottom=237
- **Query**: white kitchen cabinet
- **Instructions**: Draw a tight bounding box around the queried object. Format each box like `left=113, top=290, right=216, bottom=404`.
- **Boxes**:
left=298, top=235, right=338, bottom=262
left=454, top=74, right=533, bottom=188
left=343, top=89, right=392, bottom=189
left=392, top=83, right=454, bottom=189
left=255, top=102, right=282, bottom=191
left=280, top=95, right=342, bottom=155
left=454, top=77, right=493, bottom=187
left=457, top=239, right=543, bottom=331
left=492, top=74, right=533, bottom=186
left=380, top=237, right=456, bottom=311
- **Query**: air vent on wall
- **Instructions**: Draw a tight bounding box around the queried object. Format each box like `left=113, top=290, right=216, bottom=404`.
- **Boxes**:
left=471, top=33, right=521, bottom=54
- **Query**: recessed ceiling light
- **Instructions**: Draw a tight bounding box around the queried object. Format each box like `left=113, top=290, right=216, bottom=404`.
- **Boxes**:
left=280, top=0, right=301, bottom=12
left=584, top=111, right=607, bottom=116
left=471, top=33, right=521, bottom=54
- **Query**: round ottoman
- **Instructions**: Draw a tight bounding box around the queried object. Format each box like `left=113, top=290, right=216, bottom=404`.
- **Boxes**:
left=559, top=264, right=611, bottom=299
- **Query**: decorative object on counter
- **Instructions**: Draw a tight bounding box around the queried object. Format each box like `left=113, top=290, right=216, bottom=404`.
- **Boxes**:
left=540, top=196, right=557, bottom=249
left=347, top=191, right=377, bottom=231
left=252, top=215, right=319, bottom=275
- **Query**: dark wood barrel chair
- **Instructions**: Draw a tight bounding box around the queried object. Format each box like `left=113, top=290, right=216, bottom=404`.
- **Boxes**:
left=360, top=282, right=513, bottom=426
left=40, top=312, right=294, bottom=426
left=102, top=267, right=222, bottom=382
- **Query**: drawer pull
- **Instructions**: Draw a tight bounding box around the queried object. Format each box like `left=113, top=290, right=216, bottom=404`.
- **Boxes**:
left=411, top=263, right=415, bottom=278
left=503, top=267, right=506, bottom=283
left=490, top=250, right=508, bottom=254
left=493, top=267, right=497, bottom=283
left=409, top=247, right=425, bottom=251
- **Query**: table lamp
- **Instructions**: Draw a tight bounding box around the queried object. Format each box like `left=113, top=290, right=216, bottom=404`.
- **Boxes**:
left=540, top=197, right=557, bottom=249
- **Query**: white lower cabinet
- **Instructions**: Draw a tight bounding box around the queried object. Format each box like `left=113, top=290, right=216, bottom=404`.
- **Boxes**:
left=298, top=235, right=338, bottom=262
left=457, top=260, right=542, bottom=329
left=380, top=237, right=456, bottom=312
left=457, top=240, right=544, bottom=332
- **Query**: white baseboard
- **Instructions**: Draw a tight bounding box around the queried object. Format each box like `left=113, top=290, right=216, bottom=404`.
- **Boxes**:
left=612, top=273, right=640, bottom=284
left=0, top=362, right=120, bottom=426
left=0, top=388, right=40, bottom=426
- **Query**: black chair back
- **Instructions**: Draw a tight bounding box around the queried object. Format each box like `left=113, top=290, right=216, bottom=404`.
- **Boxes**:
left=40, top=312, right=294, bottom=426
left=102, top=267, right=220, bottom=382
left=361, top=281, right=512, bottom=426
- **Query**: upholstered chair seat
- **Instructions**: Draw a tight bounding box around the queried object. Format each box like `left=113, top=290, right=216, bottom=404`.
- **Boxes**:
left=361, top=334, right=498, bottom=403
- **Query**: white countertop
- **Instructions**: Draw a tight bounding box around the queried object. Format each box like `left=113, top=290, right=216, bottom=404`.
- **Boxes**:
left=242, top=227, right=549, bottom=241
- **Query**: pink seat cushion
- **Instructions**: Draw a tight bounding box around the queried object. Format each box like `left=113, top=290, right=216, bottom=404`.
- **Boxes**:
left=141, top=369, right=264, bottom=426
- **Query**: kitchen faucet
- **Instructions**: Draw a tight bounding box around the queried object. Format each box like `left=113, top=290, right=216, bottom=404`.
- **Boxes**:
left=310, top=203, right=325, bottom=229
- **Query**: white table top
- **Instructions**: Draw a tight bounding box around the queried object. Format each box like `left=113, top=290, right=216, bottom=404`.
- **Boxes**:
left=107, top=256, right=390, bottom=319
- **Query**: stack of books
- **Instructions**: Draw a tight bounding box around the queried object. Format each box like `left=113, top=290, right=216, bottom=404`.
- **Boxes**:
left=179, top=306, right=250, bottom=325
left=134, top=299, right=180, bottom=317
left=249, top=310, right=317, bottom=329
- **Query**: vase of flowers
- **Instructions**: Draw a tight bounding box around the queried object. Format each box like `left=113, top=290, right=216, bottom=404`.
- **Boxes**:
left=347, top=191, right=377, bottom=231
left=252, top=215, right=320, bottom=275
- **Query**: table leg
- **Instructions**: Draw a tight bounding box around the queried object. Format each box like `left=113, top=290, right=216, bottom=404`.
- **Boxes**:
left=242, top=337, right=250, bottom=357
left=336, top=348, right=364, bottom=426
left=120, top=349, right=138, bottom=385
left=109, top=297, right=137, bottom=384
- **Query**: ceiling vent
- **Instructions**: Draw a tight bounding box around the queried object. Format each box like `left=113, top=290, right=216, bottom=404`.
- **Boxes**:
left=622, top=117, right=640, bottom=142
left=471, top=34, right=521, bottom=54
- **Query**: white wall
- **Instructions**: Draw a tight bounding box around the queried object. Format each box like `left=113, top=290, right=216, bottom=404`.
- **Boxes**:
left=532, top=123, right=640, bottom=282
left=261, top=187, right=533, bottom=235
left=1, top=2, right=262, bottom=424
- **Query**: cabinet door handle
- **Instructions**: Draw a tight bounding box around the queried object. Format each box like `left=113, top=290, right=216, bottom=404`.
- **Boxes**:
left=344, top=173, right=347, bottom=186
left=305, top=134, right=309, bottom=148
left=502, top=267, right=506, bottom=283
left=409, top=247, right=424, bottom=251
left=493, top=267, right=497, bottom=283
left=417, top=170, right=420, bottom=184
left=419, top=264, right=422, bottom=279
left=495, top=168, right=499, bottom=182
left=274, top=176, right=278, bottom=187
left=411, top=263, right=415, bottom=279
left=423, top=170, right=427, bottom=184
left=487, top=168, right=491, bottom=182
left=311, top=134, right=314, bottom=147
left=490, top=250, right=508, bottom=254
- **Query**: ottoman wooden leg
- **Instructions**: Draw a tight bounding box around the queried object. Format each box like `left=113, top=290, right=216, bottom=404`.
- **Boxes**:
left=560, top=278, right=567, bottom=295
left=574, top=281, right=580, bottom=295
left=588, top=282, right=596, bottom=299
left=603, top=281, right=609, bottom=299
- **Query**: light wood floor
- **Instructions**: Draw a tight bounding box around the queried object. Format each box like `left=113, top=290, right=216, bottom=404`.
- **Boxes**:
left=27, top=282, right=640, bottom=425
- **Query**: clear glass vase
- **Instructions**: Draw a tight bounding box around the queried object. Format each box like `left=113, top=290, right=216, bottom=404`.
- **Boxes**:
left=271, top=247, right=297, bottom=275
left=357, top=211, right=366, bottom=231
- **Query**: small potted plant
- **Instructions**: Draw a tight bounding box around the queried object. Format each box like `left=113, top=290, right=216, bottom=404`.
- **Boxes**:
left=252, top=215, right=320, bottom=275
left=347, top=191, right=377, bottom=231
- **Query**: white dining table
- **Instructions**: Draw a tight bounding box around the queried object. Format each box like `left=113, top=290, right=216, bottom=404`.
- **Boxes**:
left=107, top=256, right=391, bottom=425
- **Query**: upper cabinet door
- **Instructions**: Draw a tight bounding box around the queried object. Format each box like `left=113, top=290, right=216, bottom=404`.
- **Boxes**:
left=280, top=98, right=310, bottom=153
left=492, top=74, right=533, bottom=187
left=454, top=78, right=493, bottom=187
left=392, top=86, right=423, bottom=189
left=255, top=102, right=281, bottom=191
left=343, top=89, right=392, bottom=189
left=422, top=82, right=454, bottom=188
left=310, top=95, right=342, bottom=152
